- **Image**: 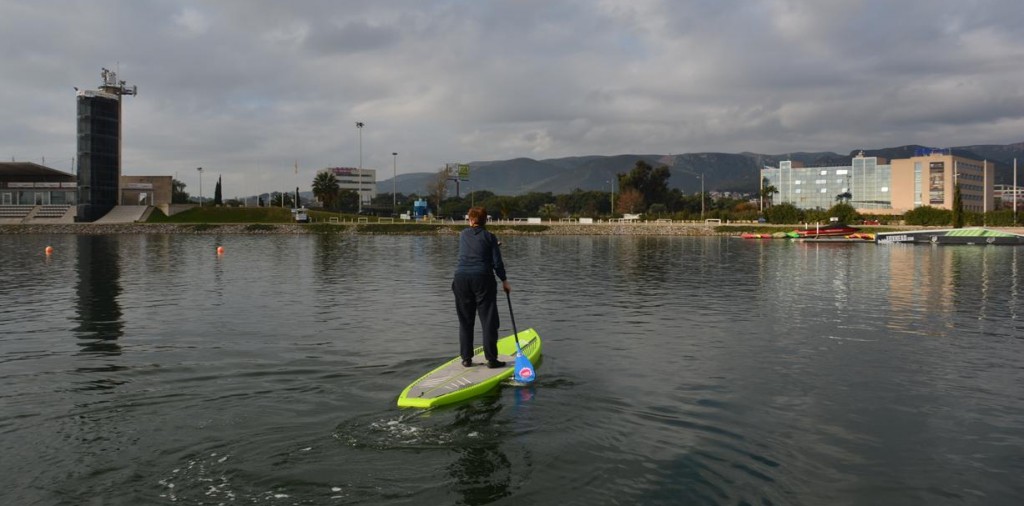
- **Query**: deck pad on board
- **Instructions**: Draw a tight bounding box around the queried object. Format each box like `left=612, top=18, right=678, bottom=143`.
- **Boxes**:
left=397, top=329, right=541, bottom=408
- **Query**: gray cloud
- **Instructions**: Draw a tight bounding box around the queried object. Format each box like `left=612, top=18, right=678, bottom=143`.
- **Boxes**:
left=2, top=0, right=1023, bottom=196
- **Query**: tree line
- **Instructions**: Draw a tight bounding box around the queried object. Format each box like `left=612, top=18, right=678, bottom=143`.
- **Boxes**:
left=173, top=177, right=304, bottom=208
left=175, top=159, right=1023, bottom=226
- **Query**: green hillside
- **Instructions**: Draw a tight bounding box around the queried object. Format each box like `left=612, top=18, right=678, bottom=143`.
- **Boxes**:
left=386, top=142, right=1024, bottom=196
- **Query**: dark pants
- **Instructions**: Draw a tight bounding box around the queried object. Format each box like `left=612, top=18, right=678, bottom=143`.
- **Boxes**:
left=452, top=274, right=500, bottom=362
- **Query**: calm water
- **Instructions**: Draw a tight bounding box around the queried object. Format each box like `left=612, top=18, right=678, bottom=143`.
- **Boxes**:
left=1, top=233, right=1022, bottom=505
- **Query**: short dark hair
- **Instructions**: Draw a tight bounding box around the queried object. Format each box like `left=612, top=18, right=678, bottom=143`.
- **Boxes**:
left=467, top=207, right=487, bottom=224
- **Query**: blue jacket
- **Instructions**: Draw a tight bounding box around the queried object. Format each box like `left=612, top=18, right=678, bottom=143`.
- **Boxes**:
left=454, top=226, right=507, bottom=281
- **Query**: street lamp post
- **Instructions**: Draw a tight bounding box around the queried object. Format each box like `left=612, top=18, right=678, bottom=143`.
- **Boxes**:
left=196, top=167, right=203, bottom=207
left=392, top=152, right=398, bottom=216
left=699, top=172, right=705, bottom=220
left=356, top=121, right=364, bottom=214
left=759, top=173, right=763, bottom=214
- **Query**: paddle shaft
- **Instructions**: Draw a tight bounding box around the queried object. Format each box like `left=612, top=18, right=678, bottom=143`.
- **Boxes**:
left=505, top=291, right=521, bottom=349
left=505, top=290, right=537, bottom=383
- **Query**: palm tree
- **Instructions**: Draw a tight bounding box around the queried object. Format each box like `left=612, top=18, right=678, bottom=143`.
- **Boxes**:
left=312, top=170, right=339, bottom=210
left=760, top=184, right=779, bottom=208
left=835, top=191, right=852, bottom=204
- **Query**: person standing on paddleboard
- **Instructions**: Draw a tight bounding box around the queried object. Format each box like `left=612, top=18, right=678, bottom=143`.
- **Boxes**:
left=453, top=206, right=511, bottom=369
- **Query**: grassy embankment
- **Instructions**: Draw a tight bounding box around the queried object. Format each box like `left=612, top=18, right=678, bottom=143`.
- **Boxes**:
left=145, top=207, right=550, bottom=234
left=147, top=206, right=299, bottom=223
left=146, top=207, right=909, bottom=235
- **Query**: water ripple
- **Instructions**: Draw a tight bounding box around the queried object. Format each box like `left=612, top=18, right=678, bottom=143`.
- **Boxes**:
left=2, top=235, right=1023, bottom=504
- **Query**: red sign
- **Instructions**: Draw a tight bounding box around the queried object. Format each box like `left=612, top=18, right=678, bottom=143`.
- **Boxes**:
left=330, top=167, right=358, bottom=176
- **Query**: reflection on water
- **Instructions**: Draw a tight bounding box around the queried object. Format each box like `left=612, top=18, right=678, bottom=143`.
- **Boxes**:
left=1, top=235, right=1022, bottom=505
left=74, top=235, right=123, bottom=354
left=885, top=245, right=1022, bottom=337
left=445, top=398, right=513, bottom=506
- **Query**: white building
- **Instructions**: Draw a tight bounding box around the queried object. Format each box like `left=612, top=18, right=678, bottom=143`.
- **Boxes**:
left=329, top=167, right=377, bottom=204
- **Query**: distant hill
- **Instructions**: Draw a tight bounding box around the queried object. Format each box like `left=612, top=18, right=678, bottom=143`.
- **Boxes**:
left=384, top=142, right=1024, bottom=196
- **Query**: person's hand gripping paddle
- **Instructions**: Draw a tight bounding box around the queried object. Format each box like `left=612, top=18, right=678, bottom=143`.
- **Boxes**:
left=505, top=291, right=536, bottom=383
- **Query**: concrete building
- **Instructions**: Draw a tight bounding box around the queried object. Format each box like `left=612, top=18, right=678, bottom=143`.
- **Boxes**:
left=329, top=167, right=377, bottom=204
left=76, top=68, right=136, bottom=222
left=890, top=151, right=994, bottom=213
left=0, top=162, right=77, bottom=223
left=994, top=184, right=1024, bottom=209
left=762, top=153, right=893, bottom=212
left=0, top=162, right=173, bottom=223
left=0, top=162, right=77, bottom=205
left=121, top=175, right=172, bottom=207
left=763, top=149, right=995, bottom=215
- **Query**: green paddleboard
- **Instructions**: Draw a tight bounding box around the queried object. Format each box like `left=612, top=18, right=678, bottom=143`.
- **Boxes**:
left=397, top=329, right=542, bottom=408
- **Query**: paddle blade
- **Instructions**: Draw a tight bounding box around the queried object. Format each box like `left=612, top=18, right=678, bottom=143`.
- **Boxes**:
left=514, top=352, right=536, bottom=383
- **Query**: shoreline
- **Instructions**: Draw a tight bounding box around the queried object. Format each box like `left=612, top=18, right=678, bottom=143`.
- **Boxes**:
left=5, top=222, right=1017, bottom=237
left=0, top=222, right=730, bottom=236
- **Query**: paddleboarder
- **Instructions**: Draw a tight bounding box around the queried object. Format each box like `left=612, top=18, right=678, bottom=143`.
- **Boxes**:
left=453, top=207, right=511, bottom=369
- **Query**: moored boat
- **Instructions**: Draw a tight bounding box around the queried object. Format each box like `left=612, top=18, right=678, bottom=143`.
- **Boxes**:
left=789, top=223, right=860, bottom=238
left=876, top=228, right=1024, bottom=245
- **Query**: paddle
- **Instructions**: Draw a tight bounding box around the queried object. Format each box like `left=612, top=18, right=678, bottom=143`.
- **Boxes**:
left=505, top=291, right=536, bottom=383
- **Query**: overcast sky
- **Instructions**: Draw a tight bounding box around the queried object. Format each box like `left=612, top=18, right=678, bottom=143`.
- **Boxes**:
left=2, top=0, right=1023, bottom=197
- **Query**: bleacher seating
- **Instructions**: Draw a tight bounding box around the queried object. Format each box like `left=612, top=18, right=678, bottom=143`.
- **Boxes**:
left=34, top=205, right=71, bottom=218
left=0, top=205, right=34, bottom=218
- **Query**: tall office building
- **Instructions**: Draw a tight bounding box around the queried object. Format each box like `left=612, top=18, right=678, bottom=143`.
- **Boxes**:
left=76, top=68, right=136, bottom=222
left=329, top=167, right=377, bottom=204
left=762, top=153, right=893, bottom=211
left=762, top=149, right=994, bottom=214
left=890, top=150, right=994, bottom=213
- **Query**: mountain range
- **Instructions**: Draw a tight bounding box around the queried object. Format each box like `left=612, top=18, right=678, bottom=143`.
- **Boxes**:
left=383, top=142, right=1024, bottom=197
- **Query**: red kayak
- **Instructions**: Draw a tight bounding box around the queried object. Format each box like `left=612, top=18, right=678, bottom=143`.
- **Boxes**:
left=791, top=223, right=860, bottom=237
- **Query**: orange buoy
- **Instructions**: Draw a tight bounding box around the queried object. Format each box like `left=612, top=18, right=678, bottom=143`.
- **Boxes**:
left=216, top=246, right=225, bottom=255
left=45, top=246, right=54, bottom=255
